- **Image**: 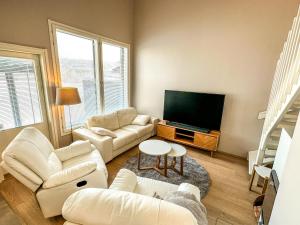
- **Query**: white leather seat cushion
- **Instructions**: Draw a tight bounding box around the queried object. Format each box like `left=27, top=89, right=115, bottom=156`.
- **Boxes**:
left=87, top=112, right=119, bottom=130
left=112, top=129, right=137, bottom=150
left=62, top=188, right=197, bottom=225
left=122, top=124, right=154, bottom=138
left=134, top=176, right=178, bottom=198
left=63, top=150, right=108, bottom=178
left=117, top=107, right=137, bottom=127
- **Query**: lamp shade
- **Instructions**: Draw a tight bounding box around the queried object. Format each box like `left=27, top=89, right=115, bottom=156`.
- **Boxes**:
left=56, top=87, right=81, bottom=105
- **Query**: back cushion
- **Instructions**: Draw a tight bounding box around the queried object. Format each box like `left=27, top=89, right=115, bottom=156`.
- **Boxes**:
left=2, top=127, right=62, bottom=181
left=87, top=112, right=119, bottom=130
left=117, top=107, right=137, bottom=127
left=62, top=188, right=197, bottom=225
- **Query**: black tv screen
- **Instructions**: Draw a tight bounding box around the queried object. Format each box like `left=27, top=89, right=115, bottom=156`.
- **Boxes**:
left=163, top=90, right=225, bottom=131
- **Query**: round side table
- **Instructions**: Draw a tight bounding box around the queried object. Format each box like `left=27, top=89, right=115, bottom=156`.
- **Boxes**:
left=166, top=143, right=187, bottom=176
left=138, top=140, right=171, bottom=177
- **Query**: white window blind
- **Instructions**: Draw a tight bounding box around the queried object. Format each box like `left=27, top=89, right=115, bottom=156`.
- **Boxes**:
left=0, top=56, right=42, bottom=130
left=56, top=31, right=99, bottom=129
left=102, top=43, right=128, bottom=113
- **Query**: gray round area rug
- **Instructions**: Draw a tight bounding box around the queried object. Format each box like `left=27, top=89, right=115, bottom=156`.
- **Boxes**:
left=123, top=154, right=211, bottom=198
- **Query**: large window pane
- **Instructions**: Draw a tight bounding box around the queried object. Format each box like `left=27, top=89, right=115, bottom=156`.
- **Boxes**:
left=102, top=43, right=128, bottom=113
left=0, top=56, right=42, bottom=130
left=56, top=31, right=99, bottom=128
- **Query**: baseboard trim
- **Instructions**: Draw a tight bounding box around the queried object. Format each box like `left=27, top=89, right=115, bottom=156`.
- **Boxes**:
left=216, top=150, right=247, bottom=160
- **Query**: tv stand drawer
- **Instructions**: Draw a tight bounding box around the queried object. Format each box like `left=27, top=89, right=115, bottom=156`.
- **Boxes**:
left=157, top=125, right=175, bottom=139
left=194, top=133, right=218, bottom=151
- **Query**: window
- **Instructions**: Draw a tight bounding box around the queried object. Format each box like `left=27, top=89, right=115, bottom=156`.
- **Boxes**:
left=102, top=43, right=128, bottom=113
left=0, top=55, right=42, bottom=130
left=50, top=21, right=130, bottom=132
left=56, top=31, right=99, bottom=129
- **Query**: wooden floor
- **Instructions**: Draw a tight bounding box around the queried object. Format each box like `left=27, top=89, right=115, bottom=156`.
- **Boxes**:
left=0, top=194, right=23, bottom=225
left=0, top=142, right=258, bottom=225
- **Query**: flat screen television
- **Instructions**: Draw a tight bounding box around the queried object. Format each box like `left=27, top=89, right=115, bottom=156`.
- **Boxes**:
left=163, top=90, right=225, bottom=131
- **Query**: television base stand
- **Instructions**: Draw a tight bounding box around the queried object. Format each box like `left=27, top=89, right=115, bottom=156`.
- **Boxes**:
left=157, top=120, right=220, bottom=157
left=165, top=121, right=210, bottom=133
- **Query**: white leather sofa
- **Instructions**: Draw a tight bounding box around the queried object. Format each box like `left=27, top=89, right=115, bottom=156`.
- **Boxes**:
left=1, top=127, right=108, bottom=218
left=73, top=107, right=159, bottom=163
left=62, top=169, right=201, bottom=225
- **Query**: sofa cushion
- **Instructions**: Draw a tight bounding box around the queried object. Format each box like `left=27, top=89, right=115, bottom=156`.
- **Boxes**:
left=117, top=107, right=137, bottom=127
left=132, top=115, right=150, bottom=126
left=90, top=127, right=117, bottom=138
left=112, top=129, right=137, bottom=150
left=122, top=124, right=154, bottom=138
left=87, top=112, right=119, bottom=130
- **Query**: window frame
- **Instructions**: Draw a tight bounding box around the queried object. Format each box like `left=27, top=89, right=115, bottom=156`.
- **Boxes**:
left=0, top=42, right=59, bottom=147
left=0, top=50, right=44, bottom=129
left=48, top=20, right=131, bottom=135
left=101, top=41, right=130, bottom=113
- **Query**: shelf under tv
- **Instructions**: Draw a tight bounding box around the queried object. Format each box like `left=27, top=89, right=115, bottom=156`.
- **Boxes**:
left=157, top=120, right=221, bottom=157
left=166, top=121, right=210, bottom=133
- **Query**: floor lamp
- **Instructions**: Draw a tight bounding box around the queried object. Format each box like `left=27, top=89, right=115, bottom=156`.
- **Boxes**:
left=56, top=87, right=81, bottom=142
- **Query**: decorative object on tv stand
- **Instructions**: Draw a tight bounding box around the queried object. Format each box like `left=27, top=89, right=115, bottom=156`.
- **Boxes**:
left=56, top=87, right=81, bottom=141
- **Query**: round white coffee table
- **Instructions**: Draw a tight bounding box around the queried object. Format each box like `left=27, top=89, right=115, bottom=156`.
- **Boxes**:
left=138, top=140, right=171, bottom=177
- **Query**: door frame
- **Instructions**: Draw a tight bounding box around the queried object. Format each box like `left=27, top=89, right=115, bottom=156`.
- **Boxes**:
left=0, top=42, right=59, bottom=147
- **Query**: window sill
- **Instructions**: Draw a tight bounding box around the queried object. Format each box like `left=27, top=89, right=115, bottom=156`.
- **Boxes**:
left=61, top=124, right=84, bottom=136
left=0, top=122, right=44, bottom=132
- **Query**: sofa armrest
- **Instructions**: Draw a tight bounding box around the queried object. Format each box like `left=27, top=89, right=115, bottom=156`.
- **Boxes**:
left=72, top=128, right=113, bottom=163
left=55, top=140, right=92, bottom=162
left=43, top=162, right=97, bottom=189
left=150, top=116, right=160, bottom=135
left=150, top=116, right=160, bottom=125
left=109, top=169, right=137, bottom=192
left=177, top=183, right=201, bottom=202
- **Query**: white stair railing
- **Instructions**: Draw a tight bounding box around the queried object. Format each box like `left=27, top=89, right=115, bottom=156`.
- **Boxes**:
left=256, top=5, right=300, bottom=164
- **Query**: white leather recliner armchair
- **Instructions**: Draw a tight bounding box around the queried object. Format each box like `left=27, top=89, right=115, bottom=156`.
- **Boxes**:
left=1, top=127, right=108, bottom=218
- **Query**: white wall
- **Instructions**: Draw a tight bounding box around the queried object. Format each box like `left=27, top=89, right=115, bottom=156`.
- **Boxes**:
left=269, top=116, right=300, bottom=225
left=133, top=0, right=300, bottom=157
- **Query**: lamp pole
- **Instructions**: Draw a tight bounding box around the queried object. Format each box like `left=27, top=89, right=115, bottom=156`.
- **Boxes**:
left=68, top=105, right=73, bottom=142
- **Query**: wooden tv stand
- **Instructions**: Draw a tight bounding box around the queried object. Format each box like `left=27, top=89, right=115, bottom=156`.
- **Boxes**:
left=156, top=121, right=220, bottom=157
